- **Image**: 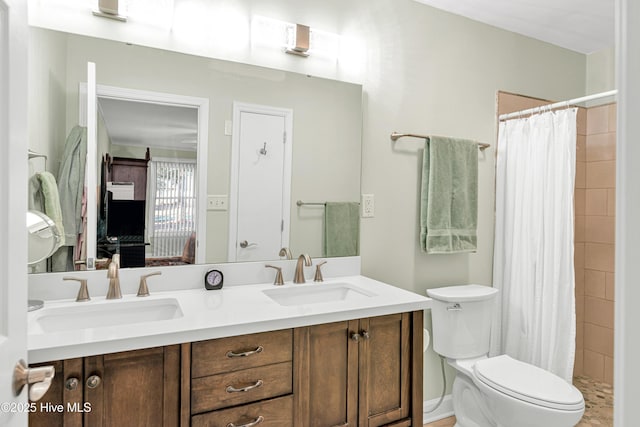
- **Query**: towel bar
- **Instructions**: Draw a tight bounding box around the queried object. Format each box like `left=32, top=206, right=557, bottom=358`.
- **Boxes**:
left=390, top=132, right=490, bottom=150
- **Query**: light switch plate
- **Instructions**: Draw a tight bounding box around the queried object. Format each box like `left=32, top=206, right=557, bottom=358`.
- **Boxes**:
left=224, top=120, right=233, bottom=136
left=207, top=195, right=228, bottom=211
left=361, top=194, right=374, bottom=218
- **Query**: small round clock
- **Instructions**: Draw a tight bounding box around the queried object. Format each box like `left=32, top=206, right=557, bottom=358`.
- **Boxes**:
left=204, top=269, right=224, bottom=290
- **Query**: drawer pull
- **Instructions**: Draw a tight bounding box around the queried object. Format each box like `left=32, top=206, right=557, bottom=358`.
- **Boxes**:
left=226, top=346, right=264, bottom=358
left=226, top=379, right=263, bottom=393
left=227, top=415, right=264, bottom=427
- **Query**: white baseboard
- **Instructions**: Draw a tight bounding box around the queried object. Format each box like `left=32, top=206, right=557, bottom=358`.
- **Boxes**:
left=423, top=394, right=454, bottom=424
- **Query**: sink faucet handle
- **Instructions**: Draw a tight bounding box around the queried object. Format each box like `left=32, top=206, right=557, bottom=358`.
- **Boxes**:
left=314, top=261, right=327, bottom=282
left=265, top=265, right=285, bottom=286
left=137, top=271, right=162, bottom=297
left=63, top=277, right=90, bottom=302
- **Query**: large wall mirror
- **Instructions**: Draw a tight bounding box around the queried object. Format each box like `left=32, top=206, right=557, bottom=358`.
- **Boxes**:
left=28, top=27, right=363, bottom=273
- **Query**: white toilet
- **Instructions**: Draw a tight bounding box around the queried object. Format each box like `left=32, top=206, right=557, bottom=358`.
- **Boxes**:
left=427, top=284, right=585, bottom=427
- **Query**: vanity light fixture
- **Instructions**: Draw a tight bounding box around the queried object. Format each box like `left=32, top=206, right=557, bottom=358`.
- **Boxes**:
left=252, top=15, right=340, bottom=60
left=285, top=24, right=310, bottom=57
left=93, top=0, right=127, bottom=22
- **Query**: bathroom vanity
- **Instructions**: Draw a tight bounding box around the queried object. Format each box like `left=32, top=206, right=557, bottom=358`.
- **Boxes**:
left=27, top=272, right=430, bottom=427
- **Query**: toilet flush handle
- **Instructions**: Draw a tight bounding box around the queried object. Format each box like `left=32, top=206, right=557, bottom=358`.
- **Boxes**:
left=446, top=303, right=462, bottom=311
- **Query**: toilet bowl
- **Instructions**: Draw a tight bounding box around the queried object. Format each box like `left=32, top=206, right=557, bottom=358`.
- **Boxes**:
left=449, top=355, right=584, bottom=427
left=427, top=285, right=584, bottom=427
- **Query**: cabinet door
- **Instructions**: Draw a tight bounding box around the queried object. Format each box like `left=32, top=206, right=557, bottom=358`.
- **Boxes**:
left=84, top=345, right=181, bottom=427
left=294, top=320, right=359, bottom=427
left=358, top=313, right=411, bottom=427
left=28, top=358, right=83, bottom=427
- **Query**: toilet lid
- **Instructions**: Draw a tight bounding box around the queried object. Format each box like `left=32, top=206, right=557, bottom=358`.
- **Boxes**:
left=474, top=355, right=584, bottom=411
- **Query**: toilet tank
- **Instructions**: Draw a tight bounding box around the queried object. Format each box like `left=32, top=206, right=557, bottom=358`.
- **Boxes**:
left=427, top=284, right=499, bottom=359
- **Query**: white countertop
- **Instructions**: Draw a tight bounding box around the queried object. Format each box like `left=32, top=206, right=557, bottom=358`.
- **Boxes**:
left=28, top=275, right=432, bottom=363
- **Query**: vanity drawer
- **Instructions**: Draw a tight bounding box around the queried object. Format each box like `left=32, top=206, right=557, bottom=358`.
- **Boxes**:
left=191, top=361, right=292, bottom=414
left=191, top=329, right=292, bottom=378
left=191, top=395, right=293, bottom=427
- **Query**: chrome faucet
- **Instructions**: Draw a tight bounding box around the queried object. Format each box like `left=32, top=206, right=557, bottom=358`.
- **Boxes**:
left=106, top=254, right=122, bottom=299
left=294, top=254, right=312, bottom=284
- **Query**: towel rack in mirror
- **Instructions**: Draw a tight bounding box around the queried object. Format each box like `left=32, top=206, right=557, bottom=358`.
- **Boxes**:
left=390, top=132, right=490, bottom=151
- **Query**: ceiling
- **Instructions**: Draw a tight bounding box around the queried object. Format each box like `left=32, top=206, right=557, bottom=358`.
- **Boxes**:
left=98, top=97, right=198, bottom=151
left=413, top=0, right=615, bottom=54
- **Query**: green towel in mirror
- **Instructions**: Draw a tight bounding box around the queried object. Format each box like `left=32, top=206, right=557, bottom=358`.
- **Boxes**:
left=421, top=136, right=478, bottom=253
left=324, top=202, right=360, bottom=257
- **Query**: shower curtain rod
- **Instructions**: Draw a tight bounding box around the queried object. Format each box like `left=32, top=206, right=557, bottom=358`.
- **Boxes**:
left=499, top=89, right=618, bottom=121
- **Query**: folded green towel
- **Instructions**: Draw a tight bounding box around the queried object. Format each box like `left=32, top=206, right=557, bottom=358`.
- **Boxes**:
left=324, top=202, right=360, bottom=257
left=37, top=171, right=65, bottom=246
left=421, top=136, right=478, bottom=253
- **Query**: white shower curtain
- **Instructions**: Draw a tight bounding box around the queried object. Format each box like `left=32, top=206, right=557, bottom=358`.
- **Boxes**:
left=490, top=108, right=577, bottom=382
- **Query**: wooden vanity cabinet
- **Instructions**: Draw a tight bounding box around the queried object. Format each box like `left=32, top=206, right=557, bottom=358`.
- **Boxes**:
left=294, top=311, right=423, bottom=427
left=29, top=345, right=181, bottom=427
left=186, top=329, right=294, bottom=427
left=30, top=310, right=423, bottom=427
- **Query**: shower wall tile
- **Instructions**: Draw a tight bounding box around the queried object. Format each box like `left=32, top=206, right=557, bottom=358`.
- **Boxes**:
left=584, top=269, right=606, bottom=299
left=584, top=297, right=614, bottom=329
left=575, top=243, right=585, bottom=271
left=608, top=104, right=617, bottom=132
left=574, top=349, right=584, bottom=376
left=577, top=135, right=587, bottom=162
left=585, top=189, right=608, bottom=216
left=585, top=216, right=615, bottom=244
left=607, top=189, right=615, bottom=216
left=575, top=215, right=586, bottom=243
left=576, top=295, right=585, bottom=326
left=605, top=273, right=615, bottom=301
left=585, top=243, right=615, bottom=272
left=583, top=349, right=605, bottom=381
left=586, top=160, right=615, bottom=188
left=584, top=323, right=614, bottom=357
left=577, top=322, right=584, bottom=350
left=577, top=102, right=616, bottom=381
left=574, top=189, right=586, bottom=215
left=587, top=105, right=610, bottom=135
left=586, top=133, right=616, bottom=161
left=575, top=161, right=586, bottom=189
left=605, top=356, right=614, bottom=385
left=577, top=107, right=587, bottom=135
left=575, top=266, right=584, bottom=297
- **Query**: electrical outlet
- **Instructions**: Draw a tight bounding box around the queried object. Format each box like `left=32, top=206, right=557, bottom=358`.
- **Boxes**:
left=207, top=195, right=228, bottom=211
left=361, top=194, right=374, bottom=218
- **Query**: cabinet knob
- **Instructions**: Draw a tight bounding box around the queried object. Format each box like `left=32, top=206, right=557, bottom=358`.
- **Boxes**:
left=361, top=330, right=370, bottom=340
left=86, top=375, right=101, bottom=389
left=350, top=332, right=361, bottom=342
left=65, top=377, right=80, bottom=391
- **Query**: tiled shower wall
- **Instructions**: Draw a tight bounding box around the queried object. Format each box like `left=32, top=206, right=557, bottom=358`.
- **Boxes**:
left=574, top=103, right=616, bottom=384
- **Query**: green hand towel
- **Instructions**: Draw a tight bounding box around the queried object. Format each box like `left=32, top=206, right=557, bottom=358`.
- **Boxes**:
left=37, top=171, right=66, bottom=247
left=324, top=202, right=360, bottom=257
left=421, top=136, right=478, bottom=253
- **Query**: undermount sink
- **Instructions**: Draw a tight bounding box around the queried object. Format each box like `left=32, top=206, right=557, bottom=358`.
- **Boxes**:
left=34, top=298, right=183, bottom=332
left=263, top=282, right=376, bottom=306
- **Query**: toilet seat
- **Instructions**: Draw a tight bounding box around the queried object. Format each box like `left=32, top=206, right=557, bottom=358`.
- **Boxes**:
left=473, top=355, right=584, bottom=411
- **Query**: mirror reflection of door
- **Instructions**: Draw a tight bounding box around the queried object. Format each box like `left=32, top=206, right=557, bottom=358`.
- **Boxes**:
left=229, top=103, right=293, bottom=262
left=80, top=83, right=209, bottom=268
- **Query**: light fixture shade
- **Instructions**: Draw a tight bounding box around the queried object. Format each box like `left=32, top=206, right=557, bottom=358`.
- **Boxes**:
left=98, top=0, right=119, bottom=15
left=286, top=24, right=310, bottom=56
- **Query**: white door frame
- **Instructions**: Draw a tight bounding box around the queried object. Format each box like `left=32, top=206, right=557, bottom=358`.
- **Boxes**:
left=79, top=84, right=209, bottom=264
left=228, top=102, right=293, bottom=262
left=1, top=0, right=28, bottom=424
